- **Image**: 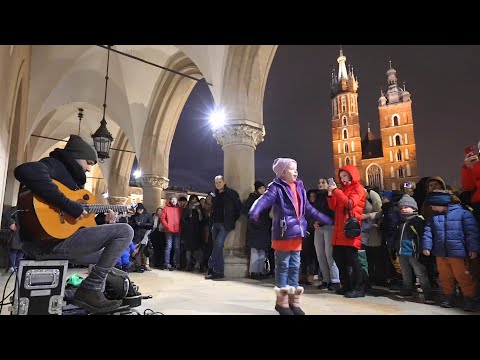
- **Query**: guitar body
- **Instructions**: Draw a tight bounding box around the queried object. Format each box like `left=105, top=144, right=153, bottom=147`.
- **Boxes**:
left=17, top=180, right=97, bottom=242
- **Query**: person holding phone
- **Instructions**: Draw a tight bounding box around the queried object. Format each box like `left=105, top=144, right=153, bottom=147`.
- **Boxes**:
left=461, top=143, right=480, bottom=222
left=327, top=165, right=367, bottom=298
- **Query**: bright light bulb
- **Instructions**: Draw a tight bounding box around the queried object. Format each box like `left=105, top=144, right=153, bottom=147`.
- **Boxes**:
left=209, top=109, right=226, bottom=129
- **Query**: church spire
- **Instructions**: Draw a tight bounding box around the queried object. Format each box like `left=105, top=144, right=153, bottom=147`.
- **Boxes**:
left=337, top=48, right=348, bottom=81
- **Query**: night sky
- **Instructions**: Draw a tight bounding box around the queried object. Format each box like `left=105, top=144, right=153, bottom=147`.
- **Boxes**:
left=169, top=45, right=480, bottom=194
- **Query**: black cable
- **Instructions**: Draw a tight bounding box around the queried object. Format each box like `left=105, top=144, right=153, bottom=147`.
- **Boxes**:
left=143, top=308, right=164, bottom=315
left=0, top=269, right=15, bottom=315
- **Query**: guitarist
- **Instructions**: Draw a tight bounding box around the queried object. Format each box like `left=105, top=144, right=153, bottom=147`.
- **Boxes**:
left=14, top=134, right=134, bottom=313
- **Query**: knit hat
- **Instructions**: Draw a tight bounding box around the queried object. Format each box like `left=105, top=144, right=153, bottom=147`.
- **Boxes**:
left=64, top=135, right=98, bottom=164
left=272, top=158, right=297, bottom=177
left=254, top=180, right=265, bottom=191
left=381, top=190, right=393, bottom=201
left=425, top=191, right=452, bottom=206
left=398, top=194, right=418, bottom=211
left=136, top=203, right=145, bottom=210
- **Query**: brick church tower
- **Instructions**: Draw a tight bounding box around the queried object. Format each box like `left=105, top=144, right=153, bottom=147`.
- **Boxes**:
left=377, top=62, right=419, bottom=190
left=330, top=50, right=419, bottom=191
left=330, top=49, right=363, bottom=177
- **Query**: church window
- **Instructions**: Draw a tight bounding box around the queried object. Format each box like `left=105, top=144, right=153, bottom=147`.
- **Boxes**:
left=397, top=149, right=403, bottom=161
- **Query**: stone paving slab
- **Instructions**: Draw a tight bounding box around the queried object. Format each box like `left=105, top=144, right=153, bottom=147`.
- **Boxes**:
left=0, top=267, right=474, bottom=315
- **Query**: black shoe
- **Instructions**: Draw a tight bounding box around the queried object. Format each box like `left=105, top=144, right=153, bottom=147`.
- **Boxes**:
left=289, top=305, right=306, bottom=315
left=440, top=295, right=456, bottom=308
left=328, top=283, right=341, bottom=292
left=344, top=290, right=366, bottom=298
left=275, top=304, right=294, bottom=315
left=317, top=282, right=329, bottom=290
left=205, top=272, right=225, bottom=280
left=72, top=287, right=122, bottom=314
left=463, top=297, right=476, bottom=312
left=335, top=287, right=347, bottom=295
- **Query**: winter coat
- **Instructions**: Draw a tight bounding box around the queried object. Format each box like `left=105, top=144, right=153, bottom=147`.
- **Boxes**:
left=462, top=162, right=480, bottom=205
left=249, top=178, right=332, bottom=241
left=1, top=206, right=22, bottom=250
left=393, top=214, right=425, bottom=258
left=117, top=241, right=135, bottom=267
left=14, top=149, right=94, bottom=243
left=242, top=192, right=271, bottom=250
left=211, top=186, right=242, bottom=231
left=381, top=201, right=402, bottom=250
left=181, top=204, right=203, bottom=250
left=327, top=165, right=366, bottom=250
left=361, top=189, right=383, bottom=247
left=14, top=149, right=89, bottom=220
left=129, top=211, right=154, bottom=244
left=422, top=204, right=480, bottom=258
left=312, top=190, right=335, bottom=223
left=160, top=204, right=182, bottom=234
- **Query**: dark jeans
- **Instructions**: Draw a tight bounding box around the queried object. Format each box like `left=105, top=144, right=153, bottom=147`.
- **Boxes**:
left=47, top=223, right=133, bottom=291
left=8, top=249, right=24, bottom=269
left=333, top=245, right=363, bottom=292
left=208, top=223, right=230, bottom=274
left=300, top=232, right=316, bottom=276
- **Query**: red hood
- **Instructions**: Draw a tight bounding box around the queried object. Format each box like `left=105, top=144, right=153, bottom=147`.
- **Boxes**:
left=338, top=164, right=360, bottom=188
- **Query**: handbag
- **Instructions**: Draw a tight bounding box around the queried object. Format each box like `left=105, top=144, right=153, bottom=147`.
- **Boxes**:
left=344, top=199, right=361, bottom=238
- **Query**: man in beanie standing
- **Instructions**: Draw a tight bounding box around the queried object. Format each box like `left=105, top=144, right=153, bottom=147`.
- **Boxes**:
left=14, top=134, right=133, bottom=313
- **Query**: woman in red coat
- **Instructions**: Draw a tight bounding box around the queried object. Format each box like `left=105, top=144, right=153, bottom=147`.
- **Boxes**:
left=327, top=164, right=366, bottom=298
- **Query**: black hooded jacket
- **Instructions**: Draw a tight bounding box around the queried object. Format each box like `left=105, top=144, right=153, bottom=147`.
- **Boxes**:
left=14, top=149, right=87, bottom=219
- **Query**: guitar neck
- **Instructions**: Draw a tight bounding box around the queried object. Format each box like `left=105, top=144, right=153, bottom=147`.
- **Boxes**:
left=85, top=205, right=129, bottom=214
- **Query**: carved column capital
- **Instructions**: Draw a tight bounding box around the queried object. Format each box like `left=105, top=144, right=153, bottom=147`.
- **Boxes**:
left=138, top=175, right=169, bottom=190
left=108, top=196, right=129, bottom=205
left=212, top=121, right=265, bottom=149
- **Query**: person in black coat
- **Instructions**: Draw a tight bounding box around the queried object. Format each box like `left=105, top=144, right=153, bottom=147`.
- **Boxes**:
left=205, top=175, right=242, bottom=280
left=182, top=195, right=203, bottom=271
left=1, top=205, right=24, bottom=272
left=242, top=181, right=271, bottom=279
left=14, top=134, right=133, bottom=313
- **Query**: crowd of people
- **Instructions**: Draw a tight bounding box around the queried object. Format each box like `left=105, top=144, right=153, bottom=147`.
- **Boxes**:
left=4, top=133, right=480, bottom=315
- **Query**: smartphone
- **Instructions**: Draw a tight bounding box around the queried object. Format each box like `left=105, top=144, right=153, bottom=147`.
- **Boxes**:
left=404, top=182, right=412, bottom=189
left=327, top=177, right=335, bottom=186
left=465, top=145, right=476, bottom=156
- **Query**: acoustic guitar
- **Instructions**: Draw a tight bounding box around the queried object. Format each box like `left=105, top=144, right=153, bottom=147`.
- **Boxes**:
left=17, top=179, right=129, bottom=242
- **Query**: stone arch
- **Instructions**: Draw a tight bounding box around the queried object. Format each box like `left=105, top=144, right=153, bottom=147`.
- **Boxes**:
left=141, top=51, right=203, bottom=178
left=107, top=131, right=136, bottom=203
left=3, top=54, right=31, bottom=207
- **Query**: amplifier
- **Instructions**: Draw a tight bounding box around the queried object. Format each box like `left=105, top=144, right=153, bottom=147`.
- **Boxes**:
left=11, top=260, right=69, bottom=315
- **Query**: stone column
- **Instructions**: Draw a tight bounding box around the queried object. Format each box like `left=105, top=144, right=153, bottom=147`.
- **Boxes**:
left=213, top=119, right=265, bottom=278
left=138, top=175, right=169, bottom=213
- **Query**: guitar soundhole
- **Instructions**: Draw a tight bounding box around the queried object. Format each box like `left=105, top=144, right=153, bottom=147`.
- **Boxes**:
left=83, top=194, right=90, bottom=201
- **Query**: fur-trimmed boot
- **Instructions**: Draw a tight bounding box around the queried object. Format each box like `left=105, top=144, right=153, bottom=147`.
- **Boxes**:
left=274, top=287, right=294, bottom=315
left=288, top=286, right=306, bottom=315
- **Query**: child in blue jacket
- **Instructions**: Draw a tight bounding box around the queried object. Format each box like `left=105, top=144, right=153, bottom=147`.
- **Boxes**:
left=422, top=190, right=480, bottom=311
left=115, top=241, right=137, bottom=272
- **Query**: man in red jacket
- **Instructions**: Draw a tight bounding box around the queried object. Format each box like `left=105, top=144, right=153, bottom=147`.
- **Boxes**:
left=161, top=195, right=182, bottom=270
